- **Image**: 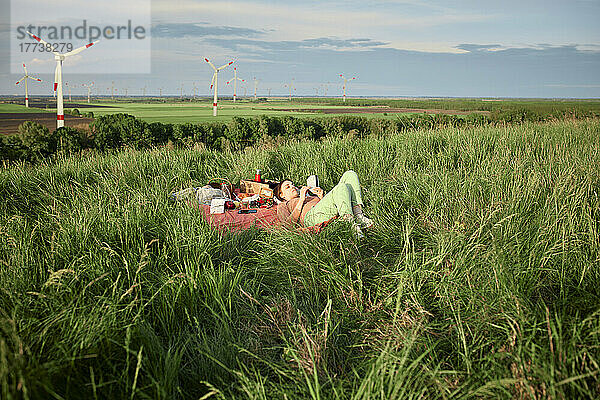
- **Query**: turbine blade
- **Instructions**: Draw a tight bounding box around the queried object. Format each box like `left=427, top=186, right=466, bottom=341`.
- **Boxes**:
left=16, top=77, right=25, bottom=84
left=57, top=61, right=62, bottom=90
left=205, top=58, right=217, bottom=71
left=27, top=31, right=60, bottom=55
left=210, top=73, right=216, bottom=89
left=217, top=61, right=234, bottom=71
left=30, top=76, right=42, bottom=82
left=54, top=63, right=59, bottom=93
left=22, top=63, right=28, bottom=75
left=63, top=40, right=99, bottom=57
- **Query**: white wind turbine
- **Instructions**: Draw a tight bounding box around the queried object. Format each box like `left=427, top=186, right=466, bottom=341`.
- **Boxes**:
left=15, top=63, right=42, bottom=107
left=253, top=77, right=260, bottom=100
left=205, top=58, right=233, bottom=116
left=192, top=82, right=198, bottom=100
left=321, top=82, right=330, bottom=97
left=82, top=82, right=94, bottom=103
left=339, top=74, right=356, bottom=102
left=27, top=31, right=98, bottom=128
left=226, top=67, right=244, bottom=102
left=284, top=79, right=296, bottom=101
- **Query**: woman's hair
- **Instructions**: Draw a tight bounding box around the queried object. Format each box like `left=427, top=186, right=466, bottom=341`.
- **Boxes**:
left=273, top=179, right=292, bottom=202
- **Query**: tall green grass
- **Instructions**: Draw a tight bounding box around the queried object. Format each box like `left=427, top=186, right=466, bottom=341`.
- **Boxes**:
left=1, top=120, right=599, bottom=399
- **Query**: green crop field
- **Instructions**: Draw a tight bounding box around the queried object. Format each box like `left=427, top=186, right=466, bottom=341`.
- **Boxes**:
left=75, top=97, right=600, bottom=122
left=4, top=98, right=599, bottom=126
left=71, top=101, right=421, bottom=123
left=1, top=119, right=599, bottom=399
left=0, top=99, right=481, bottom=124
left=75, top=101, right=320, bottom=123
left=0, top=103, right=53, bottom=114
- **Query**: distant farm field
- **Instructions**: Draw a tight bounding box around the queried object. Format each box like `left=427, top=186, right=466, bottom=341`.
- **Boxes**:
left=1, top=119, right=599, bottom=399
left=2, top=98, right=599, bottom=132
left=73, top=101, right=468, bottom=123
left=0, top=101, right=431, bottom=133
left=0, top=103, right=54, bottom=114
left=0, top=98, right=493, bottom=127
left=0, top=104, right=91, bottom=135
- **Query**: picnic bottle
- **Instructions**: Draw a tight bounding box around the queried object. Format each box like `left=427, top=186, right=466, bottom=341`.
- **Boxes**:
left=255, top=169, right=261, bottom=183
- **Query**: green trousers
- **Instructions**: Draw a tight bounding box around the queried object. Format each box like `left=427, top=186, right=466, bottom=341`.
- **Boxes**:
left=303, top=170, right=364, bottom=226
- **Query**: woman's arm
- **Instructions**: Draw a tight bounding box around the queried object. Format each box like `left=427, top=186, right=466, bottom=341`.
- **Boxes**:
left=290, top=186, right=309, bottom=225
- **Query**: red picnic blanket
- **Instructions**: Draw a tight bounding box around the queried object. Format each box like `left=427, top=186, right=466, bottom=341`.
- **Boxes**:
left=197, top=204, right=279, bottom=231
left=194, top=203, right=335, bottom=233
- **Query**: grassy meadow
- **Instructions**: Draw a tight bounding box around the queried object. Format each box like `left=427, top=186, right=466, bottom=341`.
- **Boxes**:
left=1, top=119, right=599, bottom=398
left=0, top=104, right=53, bottom=114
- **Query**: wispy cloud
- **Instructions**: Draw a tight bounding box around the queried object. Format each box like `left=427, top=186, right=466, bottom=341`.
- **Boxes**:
left=455, top=44, right=503, bottom=52
left=202, top=36, right=388, bottom=53
left=151, top=23, right=266, bottom=38
left=301, top=38, right=388, bottom=48
left=456, top=43, right=600, bottom=55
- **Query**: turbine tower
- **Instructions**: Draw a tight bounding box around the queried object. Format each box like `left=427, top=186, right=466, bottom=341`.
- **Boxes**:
left=283, top=79, right=296, bottom=101
left=253, top=77, right=260, bottom=100
left=82, top=82, right=94, bottom=103
left=226, top=67, right=244, bottom=102
left=15, top=63, right=42, bottom=107
left=321, top=82, right=330, bottom=97
left=142, top=85, right=147, bottom=97
left=192, top=82, right=198, bottom=100
left=27, top=31, right=98, bottom=128
left=65, top=82, right=72, bottom=102
left=339, top=74, right=356, bottom=102
left=205, top=57, right=233, bottom=116
left=111, top=81, right=115, bottom=100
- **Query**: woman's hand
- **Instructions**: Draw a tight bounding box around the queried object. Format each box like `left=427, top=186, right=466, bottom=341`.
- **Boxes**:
left=299, top=186, right=310, bottom=199
left=311, top=187, right=324, bottom=199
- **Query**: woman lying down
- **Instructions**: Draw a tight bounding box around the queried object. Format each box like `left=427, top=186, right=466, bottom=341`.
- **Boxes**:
left=273, top=170, right=374, bottom=238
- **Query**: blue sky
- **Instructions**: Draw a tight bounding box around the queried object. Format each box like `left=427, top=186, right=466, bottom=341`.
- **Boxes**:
left=2, top=0, right=600, bottom=97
